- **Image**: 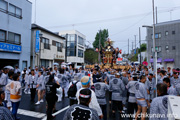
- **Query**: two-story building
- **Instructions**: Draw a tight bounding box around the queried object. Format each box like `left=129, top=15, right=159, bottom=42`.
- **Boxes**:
left=58, top=30, right=85, bottom=68
left=31, top=24, right=65, bottom=68
left=0, top=0, right=32, bottom=70
left=146, top=20, right=180, bottom=68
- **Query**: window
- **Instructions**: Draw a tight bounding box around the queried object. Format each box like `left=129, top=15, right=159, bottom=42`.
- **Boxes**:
left=172, top=46, right=176, bottom=50
left=165, top=31, right=168, bottom=36
left=56, top=42, right=62, bottom=52
left=165, top=45, right=169, bottom=50
left=67, top=34, right=76, bottom=56
left=78, top=49, right=83, bottom=58
left=78, top=36, right=84, bottom=46
left=155, top=46, right=161, bottom=52
left=172, top=31, right=175, bottom=35
left=0, top=30, right=6, bottom=42
left=155, top=33, right=161, bottom=39
left=42, top=38, right=50, bottom=49
left=0, top=0, right=7, bottom=12
left=8, top=32, right=21, bottom=44
left=41, top=59, right=49, bottom=68
left=9, top=4, right=22, bottom=18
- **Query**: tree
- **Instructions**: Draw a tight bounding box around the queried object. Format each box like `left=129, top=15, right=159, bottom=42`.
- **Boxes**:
left=139, top=43, right=147, bottom=52
left=93, top=29, right=109, bottom=49
left=85, top=48, right=98, bottom=64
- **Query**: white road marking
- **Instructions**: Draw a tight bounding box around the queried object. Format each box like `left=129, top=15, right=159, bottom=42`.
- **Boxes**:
left=17, top=109, right=46, bottom=118
left=42, top=106, right=70, bottom=120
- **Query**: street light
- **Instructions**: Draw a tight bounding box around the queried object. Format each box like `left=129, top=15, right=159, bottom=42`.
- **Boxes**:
left=142, top=0, right=158, bottom=97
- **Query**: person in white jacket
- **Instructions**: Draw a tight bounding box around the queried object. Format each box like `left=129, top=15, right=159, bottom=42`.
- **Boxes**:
left=6, top=73, right=22, bottom=120
left=76, top=76, right=103, bottom=119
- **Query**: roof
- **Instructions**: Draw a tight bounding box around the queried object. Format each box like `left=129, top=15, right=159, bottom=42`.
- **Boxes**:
left=31, top=24, right=65, bottom=39
left=156, top=19, right=180, bottom=26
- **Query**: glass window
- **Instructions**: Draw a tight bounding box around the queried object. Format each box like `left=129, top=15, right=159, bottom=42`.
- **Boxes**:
left=159, top=46, right=161, bottom=52
left=159, top=33, right=161, bottom=38
left=0, top=30, right=6, bottom=41
left=16, top=7, right=22, bottom=16
left=78, top=49, right=83, bottom=58
left=8, top=32, right=15, bottom=43
left=15, top=34, right=20, bottom=44
left=165, top=31, right=168, bottom=36
left=0, top=0, right=7, bottom=11
left=172, top=46, right=176, bottom=50
left=56, top=42, right=62, bottom=52
left=9, top=4, right=16, bottom=14
left=41, top=59, right=49, bottom=68
left=78, top=36, right=84, bottom=46
left=165, top=45, right=169, bottom=50
left=8, top=32, right=21, bottom=44
left=172, top=31, right=175, bottom=35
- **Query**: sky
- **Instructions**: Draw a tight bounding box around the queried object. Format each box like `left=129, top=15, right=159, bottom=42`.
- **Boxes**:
left=29, top=0, right=180, bottom=54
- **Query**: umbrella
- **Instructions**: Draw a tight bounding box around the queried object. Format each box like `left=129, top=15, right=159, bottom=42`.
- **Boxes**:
left=142, top=61, right=148, bottom=66
left=4, top=66, right=14, bottom=70
left=53, top=63, right=59, bottom=66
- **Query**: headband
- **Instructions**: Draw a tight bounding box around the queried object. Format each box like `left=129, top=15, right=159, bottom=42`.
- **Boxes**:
left=79, top=94, right=91, bottom=98
left=81, top=77, right=90, bottom=86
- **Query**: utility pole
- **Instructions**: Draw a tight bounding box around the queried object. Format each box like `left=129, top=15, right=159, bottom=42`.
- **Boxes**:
left=128, top=39, right=129, bottom=55
left=132, top=42, right=134, bottom=50
left=139, top=27, right=142, bottom=64
left=156, top=7, right=158, bottom=24
left=34, top=0, right=37, bottom=23
left=99, top=30, right=101, bottom=64
left=152, top=0, right=157, bottom=97
left=65, top=34, right=68, bottom=63
left=135, top=35, right=136, bottom=49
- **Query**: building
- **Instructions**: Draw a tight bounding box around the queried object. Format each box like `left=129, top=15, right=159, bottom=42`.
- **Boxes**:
left=0, top=0, right=32, bottom=70
left=58, top=30, right=85, bottom=68
left=146, top=20, right=180, bottom=68
left=31, top=24, right=65, bottom=68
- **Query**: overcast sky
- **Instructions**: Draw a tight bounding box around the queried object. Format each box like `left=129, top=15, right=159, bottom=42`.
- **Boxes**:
left=29, top=0, right=180, bottom=53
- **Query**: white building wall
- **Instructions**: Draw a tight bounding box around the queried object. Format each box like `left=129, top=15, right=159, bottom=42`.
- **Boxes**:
left=31, top=29, right=65, bottom=68
left=0, top=0, right=32, bottom=70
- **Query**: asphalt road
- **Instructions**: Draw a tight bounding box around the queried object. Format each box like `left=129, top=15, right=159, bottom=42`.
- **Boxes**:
left=17, top=91, right=129, bottom=120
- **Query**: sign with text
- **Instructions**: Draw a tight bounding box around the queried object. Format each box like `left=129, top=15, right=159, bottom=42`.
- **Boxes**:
left=0, top=42, right=21, bottom=53
left=35, top=30, right=40, bottom=53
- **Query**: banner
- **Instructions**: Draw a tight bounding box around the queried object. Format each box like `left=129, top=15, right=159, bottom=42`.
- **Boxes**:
left=35, top=30, right=40, bottom=53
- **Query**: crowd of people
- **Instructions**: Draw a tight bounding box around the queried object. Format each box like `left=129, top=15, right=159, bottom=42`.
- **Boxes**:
left=0, top=64, right=180, bottom=120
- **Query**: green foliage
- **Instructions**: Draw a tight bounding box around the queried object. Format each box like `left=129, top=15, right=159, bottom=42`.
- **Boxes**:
left=130, top=53, right=138, bottom=62
left=93, top=29, right=109, bottom=49
left=138, top=43, right=147, bottom=53
left=85, top=48, right=98, bottom=64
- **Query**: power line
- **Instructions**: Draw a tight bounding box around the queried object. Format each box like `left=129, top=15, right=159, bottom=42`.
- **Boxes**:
left=46, top=7, right=180, bottom=29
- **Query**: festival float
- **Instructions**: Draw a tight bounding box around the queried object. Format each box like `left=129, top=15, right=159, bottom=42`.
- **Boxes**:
left=86, top=38, right=130, bottom=69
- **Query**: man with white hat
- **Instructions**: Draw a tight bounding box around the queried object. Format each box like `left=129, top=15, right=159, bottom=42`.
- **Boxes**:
left=76, top=76, right=103, bottom=119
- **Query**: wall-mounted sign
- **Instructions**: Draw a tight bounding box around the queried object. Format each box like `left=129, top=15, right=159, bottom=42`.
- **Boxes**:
left=56, top=55, right=64, bottom=59
left=0, top=42, right=21, bottom=53
left=35, top=30, right=40, bottom=53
